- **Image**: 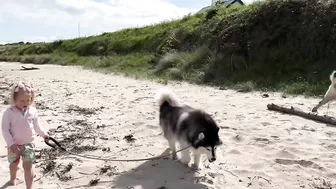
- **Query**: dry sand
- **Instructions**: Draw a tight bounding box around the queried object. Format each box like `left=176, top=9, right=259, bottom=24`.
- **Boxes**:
left=0, top=62, right=335, bottom=189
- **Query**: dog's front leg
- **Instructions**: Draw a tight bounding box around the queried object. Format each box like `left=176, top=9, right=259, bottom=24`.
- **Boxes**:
left=179, top=141, right=191, bottom=165
left=192, top=149, right=202, bottom=170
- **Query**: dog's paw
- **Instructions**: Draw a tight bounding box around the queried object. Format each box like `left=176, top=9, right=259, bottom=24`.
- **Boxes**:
left=192, top=163, right=203, bottom=170
left=180, top=156, right=191, bottom=165
left=172, top=154, right=178, bottom=160
left=312, top=107, right=318, bottom=112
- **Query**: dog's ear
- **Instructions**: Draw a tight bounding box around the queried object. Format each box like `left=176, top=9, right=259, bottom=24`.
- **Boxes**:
left=198, top=132, right=205, bottom=140
left=193, top=132, right=205, bottom=147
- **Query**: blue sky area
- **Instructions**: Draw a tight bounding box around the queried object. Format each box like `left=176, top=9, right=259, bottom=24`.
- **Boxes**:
left=0, top=0, right=258, bottom=44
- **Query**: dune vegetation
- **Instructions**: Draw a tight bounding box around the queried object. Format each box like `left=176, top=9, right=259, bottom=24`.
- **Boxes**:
left=1, top=0, right=336, bottom=96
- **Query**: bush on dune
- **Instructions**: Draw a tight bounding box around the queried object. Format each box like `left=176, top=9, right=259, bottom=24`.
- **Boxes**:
left=2, top=0, right=336, bottom=96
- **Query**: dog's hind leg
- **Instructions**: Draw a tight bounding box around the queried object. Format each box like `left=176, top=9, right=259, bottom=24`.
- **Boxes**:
left=168, top=138, right=177, bottom=160
left=162, top=127, right=177, bottom=160
left=312, top=95, right=333, bottom=112
left=312, top=84, right=336, bottom=112
left=327, top=103, right=330, bottom=114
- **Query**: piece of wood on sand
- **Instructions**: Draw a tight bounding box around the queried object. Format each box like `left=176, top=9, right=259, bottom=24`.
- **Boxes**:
left=267, top=103, right=336, bottom=126
left=21, top=66, right=40, bottom=71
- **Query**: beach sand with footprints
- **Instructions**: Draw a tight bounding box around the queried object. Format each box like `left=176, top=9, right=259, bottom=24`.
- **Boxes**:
left=0, top=62, right=335, bottom=189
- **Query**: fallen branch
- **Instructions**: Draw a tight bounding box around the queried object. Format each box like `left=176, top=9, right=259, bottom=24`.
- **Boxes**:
left=21, top=66, right=40, bottom=71
left=267, top=103, right=336, bottom=126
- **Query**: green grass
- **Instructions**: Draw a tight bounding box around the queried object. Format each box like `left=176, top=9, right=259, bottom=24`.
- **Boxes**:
left=1, top=0, right=336, bottom=97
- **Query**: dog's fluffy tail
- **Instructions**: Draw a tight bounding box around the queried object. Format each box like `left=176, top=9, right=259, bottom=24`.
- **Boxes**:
left=155, top=87, right=180, bottom=109
left=330, top=70, right=336, bottom=83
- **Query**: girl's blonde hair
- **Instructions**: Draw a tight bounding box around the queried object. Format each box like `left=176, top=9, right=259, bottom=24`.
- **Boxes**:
left=9, top=82, right=36, bottom=106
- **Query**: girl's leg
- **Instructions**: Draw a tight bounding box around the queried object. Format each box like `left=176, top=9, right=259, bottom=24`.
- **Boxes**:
left=7, top=146, right=20, bottom=186
left=9, top=158, right=20, bottom=185
left=22, top=161, right=33, bottom=189
left=22, top=143, right=36, bottom=189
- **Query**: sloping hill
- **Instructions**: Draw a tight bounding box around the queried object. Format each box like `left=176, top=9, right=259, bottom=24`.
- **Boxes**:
left=1, top=0, right=336, bottom=96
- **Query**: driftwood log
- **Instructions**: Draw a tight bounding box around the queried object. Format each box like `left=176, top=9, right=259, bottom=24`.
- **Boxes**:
left=21, top=66, right=39, bottom=71
left=267, top=103, right=336, bottom=126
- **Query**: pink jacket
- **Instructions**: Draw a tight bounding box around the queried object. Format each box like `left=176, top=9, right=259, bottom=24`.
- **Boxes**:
left=1, top=106, right=48, bottom=147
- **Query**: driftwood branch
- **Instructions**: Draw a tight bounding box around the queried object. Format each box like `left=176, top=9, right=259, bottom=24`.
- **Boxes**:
left=267, top=103, right=336, bottom=126
left=0, top=86, right=9, bottom=90
left=21, top=66, right=40, bottom=71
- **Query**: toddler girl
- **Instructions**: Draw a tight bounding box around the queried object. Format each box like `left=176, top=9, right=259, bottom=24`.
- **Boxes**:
left=1, top=82, right=49, bottom=189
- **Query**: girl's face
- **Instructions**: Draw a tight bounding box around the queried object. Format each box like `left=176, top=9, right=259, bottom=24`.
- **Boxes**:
left=15, top=92, right=32, bottom=110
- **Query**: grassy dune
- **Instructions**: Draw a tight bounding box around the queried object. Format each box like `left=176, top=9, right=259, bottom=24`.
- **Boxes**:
left=1, top=0, right=336, bottom=96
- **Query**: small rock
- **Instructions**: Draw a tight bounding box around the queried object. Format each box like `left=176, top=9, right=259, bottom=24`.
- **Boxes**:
left=102, top=147, right=111, bottom=152
left=123, top=134, right=136, bottom=143
left=89, top=179, right=100, bottom=186
left=262, top=93, right=269, bottom=98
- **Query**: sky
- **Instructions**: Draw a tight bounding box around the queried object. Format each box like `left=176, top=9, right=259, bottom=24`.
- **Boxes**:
left=0, top=0, right=258, bottom=44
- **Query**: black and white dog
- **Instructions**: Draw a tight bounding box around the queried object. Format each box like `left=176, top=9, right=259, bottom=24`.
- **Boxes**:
left=312, top=70, right=336, bottom=112
left=155, top=87, right=222, bottom=169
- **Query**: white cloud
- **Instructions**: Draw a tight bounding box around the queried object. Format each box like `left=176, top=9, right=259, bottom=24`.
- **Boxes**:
left=0, top=0, right=196, bottom=43
left=243, top=0, right=261, bottom=5
left=22, top=35, right=62, bottom=43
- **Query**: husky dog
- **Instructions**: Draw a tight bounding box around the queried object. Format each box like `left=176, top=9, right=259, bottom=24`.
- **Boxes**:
left=312, top=70, right=336, bottom=112
left=155, top=87, right=222, bottom=169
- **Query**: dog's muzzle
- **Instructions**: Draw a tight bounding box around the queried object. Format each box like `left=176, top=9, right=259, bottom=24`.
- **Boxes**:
left=209, top=157, right=216, bottom=162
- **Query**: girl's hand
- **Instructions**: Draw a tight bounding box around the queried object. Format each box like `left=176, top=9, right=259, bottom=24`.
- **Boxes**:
left=10, top=144, right=20, bottom=153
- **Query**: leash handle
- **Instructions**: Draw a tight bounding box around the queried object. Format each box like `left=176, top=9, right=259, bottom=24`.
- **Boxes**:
left=45, top=136, right=66, bottom=151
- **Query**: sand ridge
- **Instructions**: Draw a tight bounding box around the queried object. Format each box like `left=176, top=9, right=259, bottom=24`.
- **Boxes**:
left=0, top=62, right=335, bottom=189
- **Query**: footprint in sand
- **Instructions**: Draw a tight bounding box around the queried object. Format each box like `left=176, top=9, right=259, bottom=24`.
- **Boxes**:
left=322, top=143, right=336, bottom=150
left=195, top=175, right=214, bottom=185
left=220, top=126, right=237, bottom=131
left=325, top=131, right=336, bottom=137
left=275, top=149, right=297, bottom=159
left=235, top=114, right=246, bottom=121
left=227, top=149, right=241, bottom=154
left=146, top=125, right=157, bottom=129
left=261, top=122, right=272, bottom=126
left=251, top=137, right=271, bottom=146
left=2, top=179, right=24, bottom=187
left=275, top=159, right=324, bottom=170
left=232, top=135, right=243, bottom=142
left=133, top=121, right=145, bottom=126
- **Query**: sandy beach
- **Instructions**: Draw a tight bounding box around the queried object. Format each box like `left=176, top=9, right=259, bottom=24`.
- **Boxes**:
left=0, top=62, right=335, bottom=189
